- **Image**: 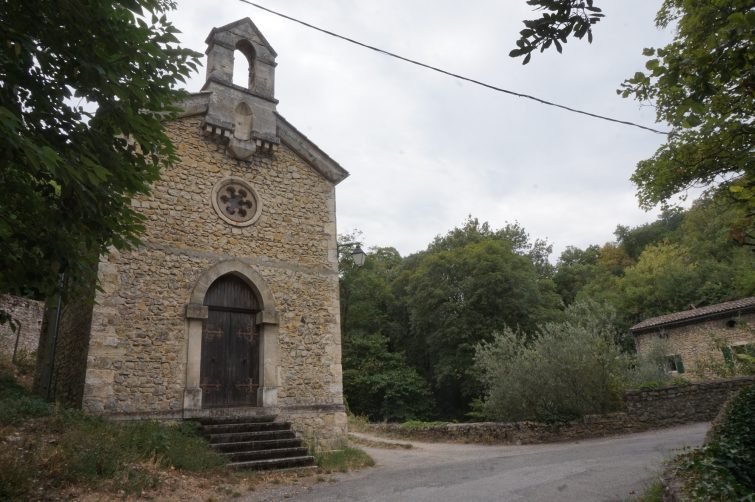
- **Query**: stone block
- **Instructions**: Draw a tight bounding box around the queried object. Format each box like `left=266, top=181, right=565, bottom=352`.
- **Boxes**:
left=185, top=303, right=208, bottom=319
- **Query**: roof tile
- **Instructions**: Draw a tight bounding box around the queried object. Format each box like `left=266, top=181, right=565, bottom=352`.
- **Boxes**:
left=630, top=297, right=755, bottom=333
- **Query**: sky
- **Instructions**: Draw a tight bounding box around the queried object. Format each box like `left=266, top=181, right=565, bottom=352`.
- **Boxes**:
left=169, top=0, right=676, bottom=260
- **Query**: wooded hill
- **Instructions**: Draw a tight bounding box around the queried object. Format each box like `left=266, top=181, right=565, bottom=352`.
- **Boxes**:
left=339, top=191, right=754, bottom=421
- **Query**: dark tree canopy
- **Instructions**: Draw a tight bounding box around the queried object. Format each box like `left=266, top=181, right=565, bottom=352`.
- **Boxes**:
left=339, top=219, right=563, bottom=420
left=0, top=0, right=200, bottom=302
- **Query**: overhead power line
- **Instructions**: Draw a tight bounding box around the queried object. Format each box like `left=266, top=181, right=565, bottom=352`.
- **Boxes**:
left=236, top=0, right=669, bottom=136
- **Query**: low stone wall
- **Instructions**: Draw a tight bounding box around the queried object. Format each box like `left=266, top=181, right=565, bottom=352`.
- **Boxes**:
left=365, top=413, right=637, bottom=445
left=624, top=376, right=755, bottom=426
left=364, top=376, right=755, bottom=445
left=0, top=294, right=44, bottom=358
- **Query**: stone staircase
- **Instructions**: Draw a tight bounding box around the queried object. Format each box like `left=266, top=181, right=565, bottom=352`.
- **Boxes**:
left=194, top=415, right=316, bottom=470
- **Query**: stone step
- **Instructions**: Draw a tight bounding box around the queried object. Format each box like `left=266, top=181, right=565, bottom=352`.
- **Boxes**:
left=228, top=455, right=316, bottom=471
left=192, top=415, right=278, bottom=426
left=211, top=437, right=304, bottom=453
left=224, top=446, right=309, bottom=462
left=202, top=421, right=291, bottom=435
left=191, top=416, right=315, bottom=472
left=207, top=429, right=295, bottom=444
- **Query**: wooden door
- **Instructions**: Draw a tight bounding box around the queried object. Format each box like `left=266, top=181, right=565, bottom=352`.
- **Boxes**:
left=200, top=274, right=260, bottom=408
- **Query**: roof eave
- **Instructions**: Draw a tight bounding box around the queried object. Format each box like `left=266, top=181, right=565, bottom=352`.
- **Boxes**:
left=631, top=306, right=755, bottom=335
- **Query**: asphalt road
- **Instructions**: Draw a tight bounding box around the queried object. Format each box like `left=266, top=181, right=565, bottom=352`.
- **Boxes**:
left=249, top=422, right=708, bottom=502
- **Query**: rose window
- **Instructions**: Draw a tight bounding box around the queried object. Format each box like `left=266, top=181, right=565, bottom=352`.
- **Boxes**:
left=211, top=177, right=261, bottom=227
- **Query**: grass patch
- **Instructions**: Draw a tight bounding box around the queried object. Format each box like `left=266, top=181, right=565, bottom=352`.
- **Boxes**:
left=0, top=353, right=50, bottom=425
left=347, top=414, right=370, bottom=432
left=636, top=480, right=664, bottom=502
left=45, top=412, right=227, bottom=482
left=0, top=370, right=226, bottom=500
left=0, top=373, right=50, bottom=424
left=315, top=447, right=375, bottom=473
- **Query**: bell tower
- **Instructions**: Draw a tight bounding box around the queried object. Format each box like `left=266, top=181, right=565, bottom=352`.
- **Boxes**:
left=202, top=18, right=280, bottom=160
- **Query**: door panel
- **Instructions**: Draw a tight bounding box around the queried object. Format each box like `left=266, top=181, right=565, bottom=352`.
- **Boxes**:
left=200, top=274, right=260, bottom=408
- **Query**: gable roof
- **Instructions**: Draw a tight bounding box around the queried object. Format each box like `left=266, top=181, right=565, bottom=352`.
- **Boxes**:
left=630, top=297, right=755, bottom=334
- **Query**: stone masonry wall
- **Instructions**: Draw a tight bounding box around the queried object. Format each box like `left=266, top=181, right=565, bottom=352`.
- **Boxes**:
left=83, top=115, right=346, bottom=445
left=365, top=376, right=754, bottom=445
left=0, top=294, right=44, bottom=358
left=635, top=312, right=755, bottom=380
left=623, top=375, right=755, bottom=426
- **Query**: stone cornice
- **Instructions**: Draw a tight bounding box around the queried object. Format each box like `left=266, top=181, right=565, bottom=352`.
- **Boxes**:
left=141, top=241, right=338, bottom=277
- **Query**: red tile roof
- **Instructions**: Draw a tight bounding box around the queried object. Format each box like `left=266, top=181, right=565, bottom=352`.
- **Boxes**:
left=630, top=297, right=755, bottom=334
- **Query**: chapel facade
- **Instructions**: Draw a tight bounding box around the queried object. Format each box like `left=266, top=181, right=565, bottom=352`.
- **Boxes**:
left=37, top=18, right=348, bottom=446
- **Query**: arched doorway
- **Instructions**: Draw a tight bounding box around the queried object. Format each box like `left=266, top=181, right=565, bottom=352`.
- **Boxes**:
left=200, top=274, right=260, bottom=408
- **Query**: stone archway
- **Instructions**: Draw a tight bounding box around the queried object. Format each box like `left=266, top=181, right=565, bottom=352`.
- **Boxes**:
left=183, top=259, right=280, bottom=413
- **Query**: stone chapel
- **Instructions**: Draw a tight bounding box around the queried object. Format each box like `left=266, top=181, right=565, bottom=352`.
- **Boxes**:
left=36, top=18, right=348, bottom=446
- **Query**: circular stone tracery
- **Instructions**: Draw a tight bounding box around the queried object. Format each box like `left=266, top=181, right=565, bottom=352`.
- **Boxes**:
left=211, top=177, right=262, bottom=227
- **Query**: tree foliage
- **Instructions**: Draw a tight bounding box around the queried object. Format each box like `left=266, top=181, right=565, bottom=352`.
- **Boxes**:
left=510, top=0, right=604, bottom=64
left=342, top=333, right=435, bottom=421
left=405, top=238, right=548, bottom=415
left=341, top=201, right=752, bottom=422
left=339, top=218, right=562, bottom=421
left=339, top=242, right=437, bottom=420
left=619, top=0, right=754, bottom=235
left=561, top=191, right=755, bottom=336
left=0, top=0, right=200, bottom=301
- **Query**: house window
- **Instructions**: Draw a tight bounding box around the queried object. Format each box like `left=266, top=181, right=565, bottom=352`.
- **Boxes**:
left=665, top=354, right=685, bottom=374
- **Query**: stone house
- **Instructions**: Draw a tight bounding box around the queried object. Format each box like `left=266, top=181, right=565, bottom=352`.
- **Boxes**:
left=35, top=18, right=348, bottom=446
left=631, top=297, right=755, bottom=379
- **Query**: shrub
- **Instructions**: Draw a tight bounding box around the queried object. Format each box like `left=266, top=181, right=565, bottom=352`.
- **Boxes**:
left=475, top=301, right=628, bottom=422
left=674, top=384, right=754, bottom=500
left=624, top=338, right=677, bottom=390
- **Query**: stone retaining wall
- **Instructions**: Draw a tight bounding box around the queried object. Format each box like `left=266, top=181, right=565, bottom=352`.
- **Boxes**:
left=624, top=376, right=755, bottom=426
left=365, top=376, right=755, bottom=445
left=0, top=294, right=44, bottom=358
